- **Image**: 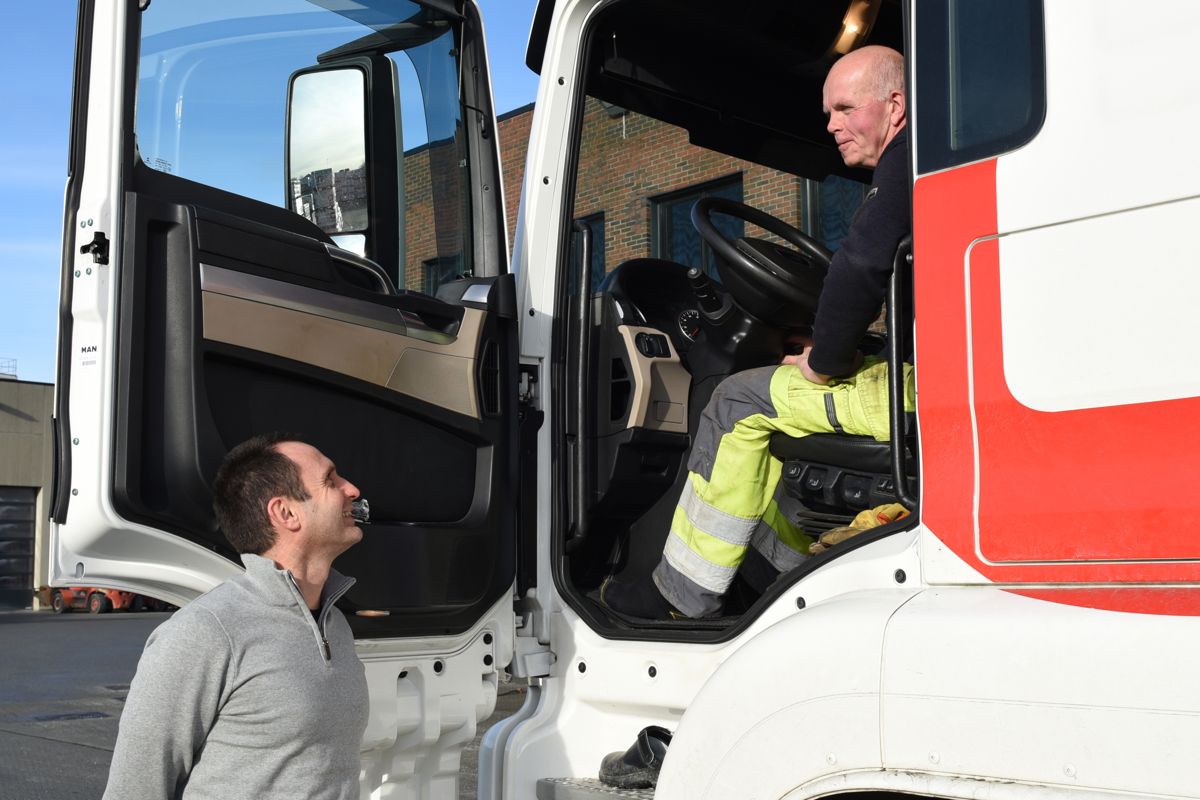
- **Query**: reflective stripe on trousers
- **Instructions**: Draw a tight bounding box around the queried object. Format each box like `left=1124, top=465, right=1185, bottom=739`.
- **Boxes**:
left=653, top=358, right=913, bottom=618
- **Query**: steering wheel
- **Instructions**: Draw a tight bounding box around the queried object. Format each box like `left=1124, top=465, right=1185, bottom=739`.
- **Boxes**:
left=691, top=197, right=833, bottom=327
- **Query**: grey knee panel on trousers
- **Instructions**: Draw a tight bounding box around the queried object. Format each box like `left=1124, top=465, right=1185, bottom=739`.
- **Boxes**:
left=688, top=366, right=780, bottom=481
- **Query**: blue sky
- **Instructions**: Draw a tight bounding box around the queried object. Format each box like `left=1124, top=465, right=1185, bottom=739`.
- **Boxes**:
left=0, top=0, right=540, bottom=384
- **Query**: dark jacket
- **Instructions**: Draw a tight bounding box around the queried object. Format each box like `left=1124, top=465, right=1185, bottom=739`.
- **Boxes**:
left=808, top=127, right=911, bottom=377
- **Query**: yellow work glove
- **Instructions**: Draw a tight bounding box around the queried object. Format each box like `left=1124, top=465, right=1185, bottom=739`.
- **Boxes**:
left=808, top=503, right=910, bottom=554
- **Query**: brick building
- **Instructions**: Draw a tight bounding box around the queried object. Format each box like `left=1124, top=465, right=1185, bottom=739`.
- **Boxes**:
left=403, top=138, right=471, bottom=292
left=400, top=97, right=864, bottom=292
left=495, top=98, right=862, bottom=285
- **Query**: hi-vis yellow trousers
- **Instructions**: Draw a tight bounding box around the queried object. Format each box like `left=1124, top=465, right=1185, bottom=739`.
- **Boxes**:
left=652, top=357, right=914, bottom=618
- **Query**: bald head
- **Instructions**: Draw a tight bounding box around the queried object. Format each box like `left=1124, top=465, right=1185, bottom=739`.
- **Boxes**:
left=822, top=45, right=906, bottom=168
left=834, top=46, right=904, bottom=102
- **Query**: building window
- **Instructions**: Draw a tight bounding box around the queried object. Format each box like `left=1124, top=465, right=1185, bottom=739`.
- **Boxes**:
left=652, top=176, right=743, bottom=279
left=422, top=255, right=463, bottom=296
left=569, top=213, right=606, bottom=293
left=914, top=0, right=1046, bottom=173
left=801, top=174, right=869, bottom=253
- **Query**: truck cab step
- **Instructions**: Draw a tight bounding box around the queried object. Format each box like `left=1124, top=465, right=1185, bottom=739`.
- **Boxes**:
left=536, top=777, right=657, bottom=799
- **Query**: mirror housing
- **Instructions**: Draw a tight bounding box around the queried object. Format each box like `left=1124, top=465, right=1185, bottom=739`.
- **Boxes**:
left=286, top=58, right=402, bottom=281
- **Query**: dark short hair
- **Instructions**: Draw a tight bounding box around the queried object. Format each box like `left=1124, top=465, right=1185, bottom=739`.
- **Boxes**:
left=212, top=433, right=311, bottom=554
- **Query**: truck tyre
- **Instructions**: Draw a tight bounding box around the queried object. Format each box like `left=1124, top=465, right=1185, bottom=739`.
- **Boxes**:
left=88, top=592, right=112, bottom=614
left=51, top=591, right=66, bottom=614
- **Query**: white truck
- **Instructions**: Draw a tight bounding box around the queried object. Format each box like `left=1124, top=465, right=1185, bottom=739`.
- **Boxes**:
left=52, top=0, right=1200, bottom=798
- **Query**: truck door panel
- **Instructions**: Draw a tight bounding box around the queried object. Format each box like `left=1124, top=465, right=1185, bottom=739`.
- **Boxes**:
left=109, top=164, right=514, bottom=636
left=55, top=0, right=515, bottom=641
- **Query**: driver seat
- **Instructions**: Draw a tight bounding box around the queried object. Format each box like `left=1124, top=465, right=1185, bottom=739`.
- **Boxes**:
left=767, top=238, right=917, bottom=520
left=769, top=428, right=915, bottom=514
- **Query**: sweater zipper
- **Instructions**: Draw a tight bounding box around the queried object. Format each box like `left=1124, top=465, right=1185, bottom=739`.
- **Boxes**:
left=316, top=605, right=331, bottom=662
left=286, top=574, right=333, bottom=663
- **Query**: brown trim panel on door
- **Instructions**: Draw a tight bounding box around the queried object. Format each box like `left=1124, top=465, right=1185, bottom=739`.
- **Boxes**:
left=201, top=266, right=485, bottom=419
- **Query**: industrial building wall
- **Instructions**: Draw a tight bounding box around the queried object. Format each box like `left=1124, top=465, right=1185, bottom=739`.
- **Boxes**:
left=0, top=380, right=54, bottom=609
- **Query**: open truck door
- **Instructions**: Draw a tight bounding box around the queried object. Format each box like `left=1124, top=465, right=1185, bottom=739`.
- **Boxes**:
left=51, top=0, right=517, bottom=792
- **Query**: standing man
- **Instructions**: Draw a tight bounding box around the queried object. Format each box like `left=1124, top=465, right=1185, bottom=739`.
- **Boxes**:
left=103, top=433, right=370, bottom=800
left=603, top=45, right=912, bottom=619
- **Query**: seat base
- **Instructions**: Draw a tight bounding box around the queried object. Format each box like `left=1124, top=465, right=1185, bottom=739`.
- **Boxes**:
left=771, top=434, right=915, bottom=513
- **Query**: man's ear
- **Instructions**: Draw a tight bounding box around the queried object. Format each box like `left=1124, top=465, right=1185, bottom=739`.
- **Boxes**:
left=266, top=495, right=303, bottom=534
left=889, top=89, right=906, bottom=126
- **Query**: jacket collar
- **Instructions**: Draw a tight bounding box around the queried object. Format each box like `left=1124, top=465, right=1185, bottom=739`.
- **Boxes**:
left=882, top=125, right=907, bottom=159
left=239, top=553, right=356, bottom=611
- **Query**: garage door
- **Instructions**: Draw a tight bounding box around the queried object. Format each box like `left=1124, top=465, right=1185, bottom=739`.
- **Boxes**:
left=0, top=487, right=35, bottom=609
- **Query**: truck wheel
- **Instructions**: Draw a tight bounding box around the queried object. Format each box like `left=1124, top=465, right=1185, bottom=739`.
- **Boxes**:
left=51, top=591, right=66, bottom=614
left=88, top=592, right=112, bottom=614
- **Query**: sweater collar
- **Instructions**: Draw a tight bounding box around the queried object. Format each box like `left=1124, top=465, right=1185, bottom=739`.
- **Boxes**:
left=239, top=553, right=356, bottom=611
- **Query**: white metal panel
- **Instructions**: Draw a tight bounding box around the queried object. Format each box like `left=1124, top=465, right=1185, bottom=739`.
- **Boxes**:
left=510, top=0, right=591, bottom=671
left=995, top=197, right=1200, bottom=412
left=993, top=1, right=1200, bottom=413
left=358, top=593, right=514, bottom=799
left=882, top=588, right=1200, bottom=797
left=995, top=0, right=1200, bottom=232
left=658, top=590, right=916, bottom=799
left=787, top=769, right=1180, bottom=800
left=501, top=531, right=922, bottom=798
left=51, top=0, right=244, bottom=601
left=919, top=524, right=991, bottom=586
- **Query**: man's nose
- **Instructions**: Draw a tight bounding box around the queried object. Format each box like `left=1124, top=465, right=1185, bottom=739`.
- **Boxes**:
left=341, top=479, right=361, bottom=500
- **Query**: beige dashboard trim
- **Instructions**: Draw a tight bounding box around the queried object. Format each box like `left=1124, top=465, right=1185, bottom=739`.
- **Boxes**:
left=616, top=325, right=690, bottom=433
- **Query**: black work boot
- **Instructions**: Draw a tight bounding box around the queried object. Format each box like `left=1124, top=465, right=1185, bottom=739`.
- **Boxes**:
left=598, top=575, right=677, bottom=620
left=599, top=726, right=673, bottom=789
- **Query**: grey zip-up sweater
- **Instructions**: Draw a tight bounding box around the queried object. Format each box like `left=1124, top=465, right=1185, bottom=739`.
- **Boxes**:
left=103, top=554, right=369, bottom=800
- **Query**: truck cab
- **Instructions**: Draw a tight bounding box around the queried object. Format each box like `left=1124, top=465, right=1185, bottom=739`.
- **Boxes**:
left=53, top=0, right=1200, bottom=798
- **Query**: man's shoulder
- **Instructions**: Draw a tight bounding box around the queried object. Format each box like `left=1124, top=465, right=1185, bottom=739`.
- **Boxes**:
left=154, top=578, right=253, bottom=644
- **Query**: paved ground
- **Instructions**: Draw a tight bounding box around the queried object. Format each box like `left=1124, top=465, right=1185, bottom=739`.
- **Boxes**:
left=0, top=609, right=523, bottom=799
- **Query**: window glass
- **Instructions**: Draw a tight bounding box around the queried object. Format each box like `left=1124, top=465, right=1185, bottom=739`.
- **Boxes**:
left=135, top=0, right=472, bottom=293
left=915, top=0, right=1046, bottom=172
left=563, top=95, right=800, bottom=295
left=802, top=174, right=869, bottom=253
left=654, top=179, right=743, bottom=280
left=422, top=255, right=463, bottom=295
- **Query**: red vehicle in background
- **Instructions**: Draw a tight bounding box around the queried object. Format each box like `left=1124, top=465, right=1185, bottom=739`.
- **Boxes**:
left=46, top=586, right=168, bottom=614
